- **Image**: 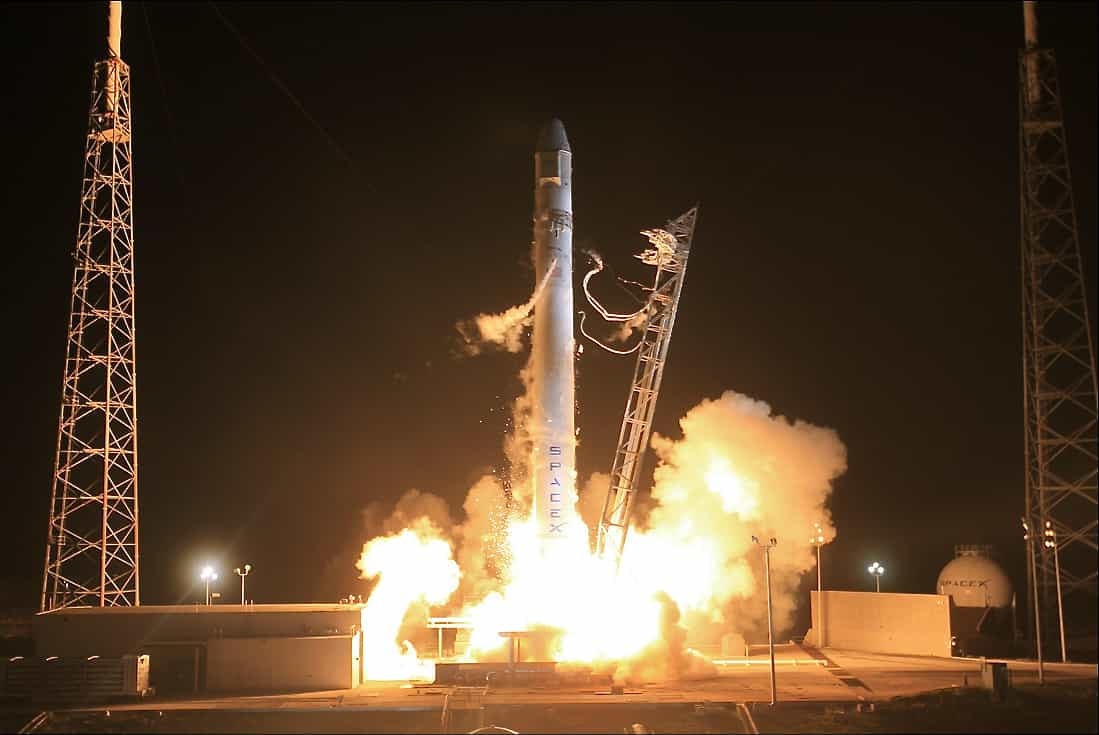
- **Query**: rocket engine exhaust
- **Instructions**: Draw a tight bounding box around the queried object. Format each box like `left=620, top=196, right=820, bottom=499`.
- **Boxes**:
left=353, top=118, right=852, bottom=684
left=531, top=119, right=576, bottom=542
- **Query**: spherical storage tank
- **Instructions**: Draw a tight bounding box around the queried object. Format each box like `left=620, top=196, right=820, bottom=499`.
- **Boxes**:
left=936, top=545, right=1013, bottom=608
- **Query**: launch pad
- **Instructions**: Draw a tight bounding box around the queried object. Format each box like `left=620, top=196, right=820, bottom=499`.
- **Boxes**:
left=19, top=649, right=1098, bottom=734
left=430, top=626, right=605, bottom=688
left=433, top=661, right=600, bottom=688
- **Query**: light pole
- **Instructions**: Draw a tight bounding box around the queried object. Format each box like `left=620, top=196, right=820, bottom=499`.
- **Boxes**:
left=753, top=535, right=778, bottom=706
left=200, top=565, right=218, bottom=605
left=867, top=562, right=884, bottom=593
left=1022, top=518, right=1044, bottom=684
left=235, top=564, right=252, bottom=605
left=1043, top=522, right=1066, bottom=663
left=811, top=523, right=826, bottom=649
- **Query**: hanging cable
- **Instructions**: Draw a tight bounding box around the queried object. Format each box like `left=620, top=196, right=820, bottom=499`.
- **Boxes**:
left=617, top=276, right=652, bottom=293
left=582, top=252, right=649, bottom=323
left=140, top=2, right=186, bottom=187
left=578, top=311, right=642, bottom=355
left=615, top=276, right=651, bottom=301
left=594, top=256, right=648, bottom=305
left=207, top=1, right=368, bottom=188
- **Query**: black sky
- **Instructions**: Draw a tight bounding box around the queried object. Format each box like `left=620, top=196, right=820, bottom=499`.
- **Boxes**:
left=2, top=2, right=1095, bottom=615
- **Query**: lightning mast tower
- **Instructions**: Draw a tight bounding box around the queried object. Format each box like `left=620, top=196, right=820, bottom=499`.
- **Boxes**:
left=1019, top=1, right=1098, bottom=642
left=42, top=1, right=140, bottom=610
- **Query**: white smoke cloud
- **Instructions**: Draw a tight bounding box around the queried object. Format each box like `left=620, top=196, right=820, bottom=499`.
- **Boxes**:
left=607, top=311, right=649, bottom=343
left=626, top=390, right=847, bottom=642
left=456, top=260, right=557, bottom=355
left=352, top=388, right=846, bottom=682
left=356, top=517, right=460, bottom=680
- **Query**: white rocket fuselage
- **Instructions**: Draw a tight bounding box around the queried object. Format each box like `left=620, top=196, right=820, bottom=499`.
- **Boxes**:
left=531, top=119, right=576, bottom=541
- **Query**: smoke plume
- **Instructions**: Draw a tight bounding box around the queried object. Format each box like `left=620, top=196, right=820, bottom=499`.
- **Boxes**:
left=624, top=390, right=846, bottom=642
left=356, top=516, right=460, bottom=680
left=456, top=260, right=557, bottom=355
left=353, top=387, right=846, bottom=682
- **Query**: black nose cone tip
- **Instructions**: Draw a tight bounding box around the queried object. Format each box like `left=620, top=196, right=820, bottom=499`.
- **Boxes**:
left=537, top=118, right=571, bottom=153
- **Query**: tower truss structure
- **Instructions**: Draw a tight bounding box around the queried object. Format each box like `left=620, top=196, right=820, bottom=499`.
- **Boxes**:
left=42, top=7, right=140, bottom=610
left=597, top=206, right=698, bottom=568
left=1019, top=15, right=1098, bottom=637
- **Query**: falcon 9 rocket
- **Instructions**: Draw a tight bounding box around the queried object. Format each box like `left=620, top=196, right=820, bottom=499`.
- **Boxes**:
left=530, top=119, right=576, bottom=542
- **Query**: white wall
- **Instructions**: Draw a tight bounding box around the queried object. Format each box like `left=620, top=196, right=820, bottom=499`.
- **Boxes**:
left=34, top=605, right=362, bottom=658
left=809, top=590, right=952, bottom=658
left=206, top=635, right=355, bottom=692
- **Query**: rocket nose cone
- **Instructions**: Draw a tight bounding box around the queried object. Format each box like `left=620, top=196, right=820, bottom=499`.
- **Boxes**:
left=537, top=118, right=571, bottom=152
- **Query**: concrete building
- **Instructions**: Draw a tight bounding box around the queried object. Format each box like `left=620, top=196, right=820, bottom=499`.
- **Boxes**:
left=32, top=604, right=363, bottom=694
left=808, top=591, right=953, bottom=658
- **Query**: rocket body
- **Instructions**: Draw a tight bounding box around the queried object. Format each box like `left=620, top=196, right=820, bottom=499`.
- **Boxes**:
left=531, top=120, right=576, bottom=541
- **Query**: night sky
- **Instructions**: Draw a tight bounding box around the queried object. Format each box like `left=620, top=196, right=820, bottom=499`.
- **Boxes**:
left=2, top=2, right=1095, bottom=620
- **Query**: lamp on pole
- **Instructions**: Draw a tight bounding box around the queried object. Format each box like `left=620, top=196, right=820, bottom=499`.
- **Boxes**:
left=811, top=523, right=826, bottom=649
left=753, top=535, right=778, bottom=706
left=1043, top=522, right=1066, bottom=663
left=234, top=564, right=252, bottom=605
left=1022, top=517, right=1045, bottom=684
left=200, top=565, right=218, bottom=606
left=867, top=562, right=884, bottom=593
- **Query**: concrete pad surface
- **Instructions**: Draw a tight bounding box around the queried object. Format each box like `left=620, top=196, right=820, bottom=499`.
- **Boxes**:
left=50, top=644, right=1097, bottom=716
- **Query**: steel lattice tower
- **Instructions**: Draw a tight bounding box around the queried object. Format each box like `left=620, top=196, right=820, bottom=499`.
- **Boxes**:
left=597, top=207, right=698, bottom=568
left=42, top=2, right=140, bottom=611
left=1019, top=3, right=1098, bottom=640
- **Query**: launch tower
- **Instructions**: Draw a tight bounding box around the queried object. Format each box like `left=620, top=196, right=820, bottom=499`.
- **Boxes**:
left=42, top=1, right=140, bottom=610
left=597, top=207, right=698, bottom=568
left=1018, top=1, right=1098, bottom=642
